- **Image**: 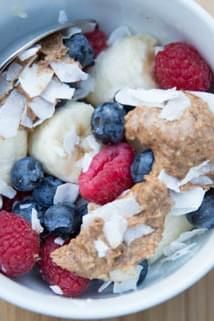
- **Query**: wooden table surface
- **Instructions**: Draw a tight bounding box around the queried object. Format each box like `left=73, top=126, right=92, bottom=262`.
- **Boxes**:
left=1, top=0, right=214, bottom=320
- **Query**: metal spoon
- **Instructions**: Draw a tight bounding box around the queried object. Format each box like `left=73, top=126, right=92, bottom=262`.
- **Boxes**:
left=0, top=19, right=96, bottom=71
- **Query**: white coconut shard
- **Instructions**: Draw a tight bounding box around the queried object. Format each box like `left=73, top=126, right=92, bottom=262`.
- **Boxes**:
left=191, top=176, right=214, bottom=185
left=170, top=187, right=206, bottom=216
left=98, top=281, right=112, bottom=293
left=63, top=26, right=82, bottom=39
left=80, top=152, right=95, bottom=173
left=158, top=170, right=180, bottom=192
left=159, top=92, right=190, bottom=121
left=20, top=106, right=33, bottom=128
left=54, top=183, right=79, bottom=205
left=0, top=90, right=25, bottom=138
left=19, top=63, right=54, bottom=97
left=50, top=61, right=88, bottom=83
left=29, top=97, right=55, bottom=123
left=94, top=239, right=110, bottom=257
left=18, top=45, right=41, bottom=62
left=49, top=285, right=63, bottom=295
left=31, top=208, right=44, bottom=234
left=0, top=179, right=16, bottom=199
left=54, top=237, right=65, bottom=246
left=103, top=215, right=128, bottom=249
left=0, top=196, right=3, bottom=209
left=41, top=78, right=75, bottom=103
left=113, top=265, right=142, bottom=293
left=180, top=160, right=214, bottom=186
left=0, top=74, right=13, bottom=98
left=6, top=63, right=23, bottom=81
left=154, top=46, right=164, bottom=55
left=107, top=25, right=132, bottom=46
left=58, top=9, right=68, bottom=24
left=63, top=128, right=80, bottom=155
left=124, top=224, right=154, bottom=245
left=74, top=76, right=95, bottom=100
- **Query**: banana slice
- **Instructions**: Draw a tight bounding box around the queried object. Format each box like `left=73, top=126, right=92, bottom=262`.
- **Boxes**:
left=151, top=214, right=192, bottom=262
left=29, top=101, right=96, bottom=183
left=0, top=128, right=28, bottom=184
left=87, top=34, right=157, bottom=105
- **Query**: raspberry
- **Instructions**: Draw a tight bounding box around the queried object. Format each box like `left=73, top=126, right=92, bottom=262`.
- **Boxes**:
left=39, top=237, right=89, bottom=297
left=0, top=211, right=39, bottom=277
left=79, top=143, right=134, bottom=205
left=85, top=28, right=107, bottom=56
left=155, top=42, right=213, bottom=91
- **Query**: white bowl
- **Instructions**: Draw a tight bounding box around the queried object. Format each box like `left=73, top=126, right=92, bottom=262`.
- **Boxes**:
left=0, top=0, right=214, bottom=319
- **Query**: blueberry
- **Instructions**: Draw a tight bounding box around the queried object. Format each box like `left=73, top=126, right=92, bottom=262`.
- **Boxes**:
left=33, top=176, right=63, bottom=208
left=43, top=204, right=80, bottom=236
left=91, top=102, right=125, bottom=144
left=64, top=33, right=94, bottom=68
left=137, top=260, right=148, bottom=286
left=11, top=157, right=44, bottom=192
left=186, top=191, right=214, bottom=229
left=131, top=150, right=154, bottom=183
left=12, top=197, right=44, bottom=223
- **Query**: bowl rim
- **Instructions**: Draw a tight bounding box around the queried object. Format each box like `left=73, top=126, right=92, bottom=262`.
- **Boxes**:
left=1, top=0, right=214, bottom=319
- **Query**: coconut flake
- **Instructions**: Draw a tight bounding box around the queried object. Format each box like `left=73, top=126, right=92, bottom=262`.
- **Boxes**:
left=18, top=45, right=41, bottom=62
left=20, top=106, right=33, bottom=128
left=107, top=25, right=132, bottom=46
left=31, top=208, right=44, bottom=234
left=50, top=60, right=88, bottom=83
left=6, top=63, right=23, bottom=81
left=54, top=183, right=79, bottom=205
left=124, top=224, right=154, bottom=245
left=113, top=265, right=142, bottom=293
left=73, top=76, right=95, bottom=100
left=49, top=285, right=63, bottom=295
left=63, top=26, right=82, bottom=39
left=0, top=90, right=25, bottom=138
left=191, top=176, right=214, bottom=185
left=159, top=170, right=180, bottom=192
left=170, top=187, right=206, bottom=216
left=94, top=239, right=110, bottom=257
left=98, top=281, right=112, bottom=293
left=41, top=77, right=75, bottom=103
left=0, top=74, right=13, bottom=98
left=58, top=9, right=68, bottom=24
left=159, top=92, right=190, bottom=121
left=63, top=128, right=80, bottom=155
left=180, top=160, right=214, bottom=186
left=0, top=180, right=14, bottom=200
left=54, top=237, right=65, bottom=246
left=19, top=64, right=54, bottom=97
left=29, top=97, right=55, bottom=123
left=103, top=215, right=128, bottom=248
left=154, top=46, right=164, bottom=55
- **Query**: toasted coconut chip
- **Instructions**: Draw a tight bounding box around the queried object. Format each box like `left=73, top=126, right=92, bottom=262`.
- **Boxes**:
left=0, top=74, right=13, bottom=99
left=6, top=62, right=23, bottom=81
left=42, top=77, right=75, bottom=103
left=54, top=237, right=65, bottom=246
left=63, top=128, right=80, bottom=155
left=159, top=170, right=180, bottom=192
left=50, top=60, right=88, bottom=83
left=94, top=239, right=110, bottom=258
left=29, top=97, right=55, bottom=122
left=98, top=281, right=112, bottom=293
left=0, top=90, right=25, bottom=138
left=75, top=19, right=97, bottom=34
left=124, top=224, right=154, bottom=245
left=18, top=45, right=41, bottom=62
left=159, top=92, right=190, bottom=121
left=0, top=196, right=3, bottom=209
left=31, top=208, right=44, bottom=234
left=19, top=63, right=54, bottom=97
left=63, top=26, right=82, bottom=39
left=170, top=187, right=206, bottom=216
left=49, top=285, right=63, bottom=295
left=190, top=91, right=214, bottom=113
left=180, top=160, right=214, bottom=186
left=0, top=178, right=16, bottom=199
left=107, top=25, right=132, bottom=46
left=113, top=265, right=142, bottom=293
left=54, top=183, right=79, bottom=205
left=58, top=9, right=68, bottom=24
left=103, top=215, right=128, bottom=248
left=73, top=76, right=95, bottom=100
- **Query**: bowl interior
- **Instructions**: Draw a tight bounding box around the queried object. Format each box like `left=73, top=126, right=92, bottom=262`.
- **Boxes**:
left=0, top=0, right=214, bottom=318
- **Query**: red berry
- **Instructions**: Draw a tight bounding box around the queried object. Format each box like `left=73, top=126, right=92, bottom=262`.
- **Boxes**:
left=85, top=28, right=107, bottom=56
left=39, top=237, right=89, bottom=297
left=79, top=143, right=134, bottom=205
left=155, top=42, right=213, bottom=91
left=0, top=211, right=39, bottom=277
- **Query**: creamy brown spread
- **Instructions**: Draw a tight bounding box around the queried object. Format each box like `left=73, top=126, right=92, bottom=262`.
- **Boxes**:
left=52, top=92, right=214, bottom=280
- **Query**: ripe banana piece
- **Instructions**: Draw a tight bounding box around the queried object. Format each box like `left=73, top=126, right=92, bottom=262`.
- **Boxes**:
left=87, top=34, right=157, bottom=105
left=0, top=129, right=28, bottom=184
left=29, top=101, right=96, bottom=183
left=151, top=214, right=192, bottom=262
